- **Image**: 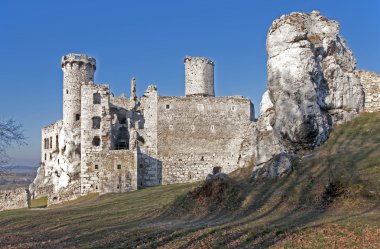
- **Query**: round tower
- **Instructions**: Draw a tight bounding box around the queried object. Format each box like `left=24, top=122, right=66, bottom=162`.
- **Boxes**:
left=61, top=53, right=96, bottom=126
left=184, top=56, right=215, bottom=97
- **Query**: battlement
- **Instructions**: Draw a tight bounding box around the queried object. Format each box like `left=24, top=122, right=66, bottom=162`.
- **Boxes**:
left=184, top=56, right=214, bottom=66
left=61, top=53, right=96, bottom=70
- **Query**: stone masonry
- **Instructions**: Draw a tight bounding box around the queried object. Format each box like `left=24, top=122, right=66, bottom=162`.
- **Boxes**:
left=0, top=187, right=30, bottom=211
left=356, top=70, right=380, bottom=112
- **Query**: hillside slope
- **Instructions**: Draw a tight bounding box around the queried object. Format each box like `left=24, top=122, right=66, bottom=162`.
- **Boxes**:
left=0, top=112, right=379, bottom=248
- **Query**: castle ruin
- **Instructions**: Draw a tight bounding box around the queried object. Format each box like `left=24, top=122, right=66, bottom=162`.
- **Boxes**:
left=30, top=54, right=255, bottom=204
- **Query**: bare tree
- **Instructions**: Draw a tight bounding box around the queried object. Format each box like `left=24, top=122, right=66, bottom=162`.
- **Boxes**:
left=0, top=119, right=26, bottom=175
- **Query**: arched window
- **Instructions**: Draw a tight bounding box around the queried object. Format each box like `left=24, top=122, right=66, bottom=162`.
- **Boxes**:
left=93, top=93, right=101, bottom=104
left=92, top=116, right=101, bottom=129
left=92, top=136, right=101, bottom=147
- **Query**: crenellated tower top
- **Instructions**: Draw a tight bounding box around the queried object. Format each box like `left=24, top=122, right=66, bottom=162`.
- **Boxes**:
left=61, top=53, right=96, bottom=70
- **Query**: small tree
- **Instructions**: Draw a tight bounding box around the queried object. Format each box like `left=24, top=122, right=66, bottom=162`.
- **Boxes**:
left=0, top=119, right=26, bottom=175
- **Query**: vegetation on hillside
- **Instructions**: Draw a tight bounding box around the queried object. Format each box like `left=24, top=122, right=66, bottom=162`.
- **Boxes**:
left=0, top=112, right=379, bottom=248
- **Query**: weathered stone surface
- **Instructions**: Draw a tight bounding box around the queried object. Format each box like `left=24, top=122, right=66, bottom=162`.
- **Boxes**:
left=30, top=122, right=82, bottom=204
left=253, top=11, right=365, bottom=178
left=356, top=70, right=380, bottom=112
left=157, top=95, right=254, bottom=184
left=0, top=187, right=30, bottom=211
left=184, top=56, right=215, bottom=97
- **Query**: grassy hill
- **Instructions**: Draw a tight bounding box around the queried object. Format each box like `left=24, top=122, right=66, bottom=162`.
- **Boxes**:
left=0, top=112, right=379, bottom=248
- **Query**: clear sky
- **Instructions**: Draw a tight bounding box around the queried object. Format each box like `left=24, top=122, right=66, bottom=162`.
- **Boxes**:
left=0, top=0, right=379, bottom=166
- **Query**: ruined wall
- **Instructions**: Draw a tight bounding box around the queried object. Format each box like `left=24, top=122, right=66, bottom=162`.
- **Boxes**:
left=31, top=120, right=70, bottom=200
left=0, top=187, right=30, bottom=211
left=32, top=121, right=82, bottom=204
left=137, top=85, right=161, bottom=186
left=41, top=121, right=63, bottom=164
left=356, top=70, right=380, bottom=112
left=185, top=57, right=215, bottom=97
left=81, top=83, right=112, bottom=195
left=157, top=96, right=254, bottom=184
left=81, top=150, right=137, bottom=194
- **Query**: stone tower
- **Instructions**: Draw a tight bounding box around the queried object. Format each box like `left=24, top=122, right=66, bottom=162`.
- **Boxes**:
left=61, top=53, right=96, bottom=126
left=184, top=56, right=215, bottom=97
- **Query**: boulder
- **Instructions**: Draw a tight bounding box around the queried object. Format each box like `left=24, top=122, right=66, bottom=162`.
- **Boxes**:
left=253, top=11, right=365, bottom=178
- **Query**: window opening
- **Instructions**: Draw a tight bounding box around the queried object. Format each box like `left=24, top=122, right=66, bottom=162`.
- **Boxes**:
left=92, top=136, right=100, bottom=146
left=92, top=116, right=101, bottom=129
left=93, top=93, right=101, bottom=104
left=213, top=166, right=222, bottom=174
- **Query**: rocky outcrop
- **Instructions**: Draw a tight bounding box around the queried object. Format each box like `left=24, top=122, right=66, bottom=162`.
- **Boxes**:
left=356, top=70, right=380, bottom=112
left=253, top=11, right=365, bottom=179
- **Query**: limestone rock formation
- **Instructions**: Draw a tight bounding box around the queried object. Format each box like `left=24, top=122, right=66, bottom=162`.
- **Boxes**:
left=253, top=11, right=365, bottom=178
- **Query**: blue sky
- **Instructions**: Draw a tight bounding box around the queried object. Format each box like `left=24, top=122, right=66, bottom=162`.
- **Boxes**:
left=0, top=0, right=379, bottom=166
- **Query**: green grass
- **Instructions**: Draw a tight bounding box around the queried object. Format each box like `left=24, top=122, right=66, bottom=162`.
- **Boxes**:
left=30, top=196, right=48, bottom=208
left=1, top=112, right=380, bottom=248
left=48, top=193, right=100, bottom=208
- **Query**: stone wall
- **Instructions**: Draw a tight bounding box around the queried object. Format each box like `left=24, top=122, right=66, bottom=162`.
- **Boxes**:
left=356, top=70, right=380, bottom=112
left=81, top=150, right=137, bottom=194
left=137, top=85, right=160, bottom=186
left=81, top=83, right=112, bottom=195
left=157, top=96, right=254, bottom=184
left=48, top=181, right=81, bottom=206
left=0, top=187, right=30, bottom=211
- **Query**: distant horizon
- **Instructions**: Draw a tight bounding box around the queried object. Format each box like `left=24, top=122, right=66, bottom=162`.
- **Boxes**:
left=1, top=0, right=379, bottom=166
